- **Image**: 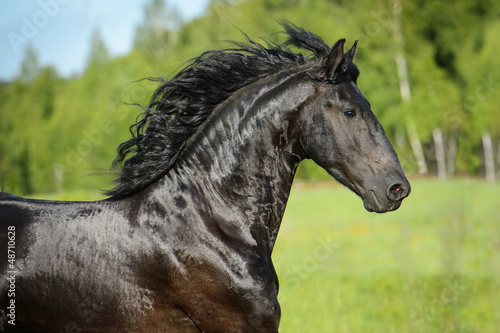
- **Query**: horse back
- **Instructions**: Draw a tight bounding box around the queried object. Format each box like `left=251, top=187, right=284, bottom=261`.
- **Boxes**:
left=0, top=193, right=39, bottom=273
left=0, top=192, right=78, bottom=253
left=0, top=193, right=130, bottom=331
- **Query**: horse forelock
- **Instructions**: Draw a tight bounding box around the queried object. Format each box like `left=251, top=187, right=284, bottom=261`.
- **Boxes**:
left=107, top=22, right=359, bottom=197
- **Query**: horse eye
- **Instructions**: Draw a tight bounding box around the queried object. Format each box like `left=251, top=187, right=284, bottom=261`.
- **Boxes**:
left=344, top=110, right=356, bottom=119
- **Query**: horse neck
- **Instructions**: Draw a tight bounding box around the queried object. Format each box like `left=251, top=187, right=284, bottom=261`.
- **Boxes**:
left=163, top=72, right=314, bottom=253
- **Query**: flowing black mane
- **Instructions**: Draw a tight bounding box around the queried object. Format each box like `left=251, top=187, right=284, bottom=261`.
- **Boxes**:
left=108, top=22, right=359, bottom=197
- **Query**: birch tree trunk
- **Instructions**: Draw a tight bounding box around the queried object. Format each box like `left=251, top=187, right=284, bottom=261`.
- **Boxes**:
left=497, top=141, right=500, bottom=175
left=446, top=129, right=458, bottom=178
left=408, top=125, right=428, bottom=174
left=395, top=53, right=411, bottom=102
left=392, top=0, right=428, bottom=174
left=433, top=128, right=446, bottom=180
left=482, top=131, right=495, bottom=183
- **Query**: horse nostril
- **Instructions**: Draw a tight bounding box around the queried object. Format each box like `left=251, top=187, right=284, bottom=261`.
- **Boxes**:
left=388, top=183, right=408, bottom=201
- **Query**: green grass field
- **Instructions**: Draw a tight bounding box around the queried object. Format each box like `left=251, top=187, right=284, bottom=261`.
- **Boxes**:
left=274, top=178, right=500, bottom=332
left=36, top=178, right=500, bottom=332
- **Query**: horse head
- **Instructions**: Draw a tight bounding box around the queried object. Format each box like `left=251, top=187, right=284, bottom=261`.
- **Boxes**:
left=302, top=39, right=410, bottom=213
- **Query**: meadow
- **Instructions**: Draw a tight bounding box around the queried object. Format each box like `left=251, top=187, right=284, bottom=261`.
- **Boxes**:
left=274, top=178, right=500, bottom=332
left=36, top=178, right=500, bottom=332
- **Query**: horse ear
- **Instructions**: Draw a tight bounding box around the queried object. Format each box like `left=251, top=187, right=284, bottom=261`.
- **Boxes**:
left=325, top=38, right=345, bottom=77
left=345, top=40, right=358, bottom=63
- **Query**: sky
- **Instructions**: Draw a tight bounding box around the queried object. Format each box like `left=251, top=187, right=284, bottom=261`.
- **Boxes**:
left=0, top=0, right=210, bottom=81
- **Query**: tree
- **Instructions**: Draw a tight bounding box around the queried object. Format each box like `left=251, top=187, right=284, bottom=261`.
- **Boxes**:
left=19, top=44, right=40, bottom=82
left=86, top=28, right=110, bottom=68
left=133, top=0, right=181, bottom=58
left=458, top=20, right=500, bottom=182
left=391, top=0, right=428, bottom=175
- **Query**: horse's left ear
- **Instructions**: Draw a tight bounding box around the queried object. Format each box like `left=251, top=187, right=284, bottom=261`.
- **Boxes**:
left=326, top=38, right=345, bottom=77
left=345, top=40, right=358, bottom=63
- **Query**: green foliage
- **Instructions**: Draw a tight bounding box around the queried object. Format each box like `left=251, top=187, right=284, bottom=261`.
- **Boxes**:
left=0, top=0, right=499, bottom=195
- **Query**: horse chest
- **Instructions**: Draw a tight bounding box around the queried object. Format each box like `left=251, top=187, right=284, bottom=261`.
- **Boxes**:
left=133, top=233, right=280, bottom=332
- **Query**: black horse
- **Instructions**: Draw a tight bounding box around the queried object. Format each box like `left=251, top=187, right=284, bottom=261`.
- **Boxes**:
left=0, top=23, right=410, bottom=332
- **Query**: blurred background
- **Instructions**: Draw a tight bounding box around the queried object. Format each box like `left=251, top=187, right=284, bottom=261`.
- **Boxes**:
left=1, top=1, right=499, bottom=332
left=0, top=0, right=499, bottom=195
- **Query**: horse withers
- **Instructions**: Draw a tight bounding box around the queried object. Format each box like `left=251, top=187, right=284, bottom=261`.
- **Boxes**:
left=0, top=23, right=409, bottom=332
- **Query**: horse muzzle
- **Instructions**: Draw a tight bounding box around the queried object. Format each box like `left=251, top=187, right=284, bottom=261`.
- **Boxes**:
left=362, top=178, right=411, bottom=213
